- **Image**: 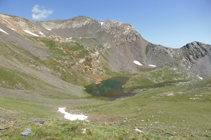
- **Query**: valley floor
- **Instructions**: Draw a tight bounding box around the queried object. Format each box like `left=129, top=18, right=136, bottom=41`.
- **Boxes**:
left=0, top=77, right=211, bottom=139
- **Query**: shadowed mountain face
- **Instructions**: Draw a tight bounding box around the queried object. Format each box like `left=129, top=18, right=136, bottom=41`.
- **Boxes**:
left=0, top=13, right=210, bottom=78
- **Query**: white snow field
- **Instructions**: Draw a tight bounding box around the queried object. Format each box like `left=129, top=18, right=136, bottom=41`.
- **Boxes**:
left=0, top=28, right=9, bottom=35
left=58, top=107, right=88, bottom=121
left=133, top=60, right=143, bottom=66
left=39, top=31, right=45, bottom=36
left=197, top=75, right=203, bottom=80
left=148, top=64, right=157, bottom=67
left=24, top=30, right=39, bottom=37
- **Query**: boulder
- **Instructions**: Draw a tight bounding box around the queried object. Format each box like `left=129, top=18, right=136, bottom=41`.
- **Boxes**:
left=34, top=120, right=46, bottom=124
left=21, top=129, right=32, bottom=136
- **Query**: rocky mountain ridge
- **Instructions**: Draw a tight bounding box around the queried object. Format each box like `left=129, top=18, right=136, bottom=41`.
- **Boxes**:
left=147, top=41, right=211, bottom=78
left=0, top=13, right=211, bottom=79
left=180, top=41, right=211, bottom=78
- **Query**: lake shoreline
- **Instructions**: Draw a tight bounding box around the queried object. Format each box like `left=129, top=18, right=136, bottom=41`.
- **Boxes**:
left=85, top=77, right=136, bottom=100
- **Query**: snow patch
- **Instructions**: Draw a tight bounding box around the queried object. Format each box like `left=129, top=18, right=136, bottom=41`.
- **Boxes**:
left=24, top=30, right=39, bottom=37
left=100, top=22, right=104, bottom=25
left=58, top=107, right=88, bottom=121
left=46, top=28, right=51, bottom=31
left=133, top=60, right=143, bottom=66
left=197, top=75, right=203, bottom=80
left=11, top=28, right=16, bottom=31
left=0, top=28, right=9, bottom=35
left=127, top=27, right=129, bottom=30
left=148, top=64, right=157, bottom=67
left=39, top=31, right=45, bottom=36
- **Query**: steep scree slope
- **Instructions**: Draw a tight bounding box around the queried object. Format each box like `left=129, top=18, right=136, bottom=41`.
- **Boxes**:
left=0, top=13, right=211, bottom=78
left=37, top=16, right=149, bottom=73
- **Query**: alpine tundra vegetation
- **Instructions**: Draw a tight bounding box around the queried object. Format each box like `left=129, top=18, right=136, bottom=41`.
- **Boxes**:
left=0, top=12, right=211, bottom=139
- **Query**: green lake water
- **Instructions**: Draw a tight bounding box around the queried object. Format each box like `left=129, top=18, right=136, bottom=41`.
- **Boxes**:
left=85, top=77, right=135, bottom=100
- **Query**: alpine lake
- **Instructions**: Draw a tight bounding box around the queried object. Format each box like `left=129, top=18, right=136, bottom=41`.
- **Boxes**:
left=85, top=77, right=135, bottom=100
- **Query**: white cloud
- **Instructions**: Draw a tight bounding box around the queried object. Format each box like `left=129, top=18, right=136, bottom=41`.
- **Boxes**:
left=32, top=5, right=53, bottom=20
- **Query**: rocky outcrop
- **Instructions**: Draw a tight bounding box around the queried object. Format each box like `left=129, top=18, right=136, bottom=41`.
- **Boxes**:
left=146, top=43, right=179, bottom=67
left=146, top=41, right=211, bottom=78
left=21, top=129, right=32, bottom=136
left=180, top=41, right=211, bottom=78
left=180, top=41, right=209, bottom=65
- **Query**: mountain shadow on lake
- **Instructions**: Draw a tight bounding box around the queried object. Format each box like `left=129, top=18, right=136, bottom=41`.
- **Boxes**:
left=85, top=77, right=135, bottom=100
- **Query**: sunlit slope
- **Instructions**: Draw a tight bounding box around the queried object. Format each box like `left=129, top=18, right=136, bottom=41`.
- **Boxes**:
left=123, top=66, right=198, bottom=92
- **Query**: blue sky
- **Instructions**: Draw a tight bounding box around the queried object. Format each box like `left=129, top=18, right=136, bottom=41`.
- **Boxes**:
left=0, top=0, right=210, bottom=48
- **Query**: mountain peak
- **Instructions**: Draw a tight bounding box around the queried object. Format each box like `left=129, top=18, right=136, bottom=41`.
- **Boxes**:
left=0, top=13, right=211, bottom=78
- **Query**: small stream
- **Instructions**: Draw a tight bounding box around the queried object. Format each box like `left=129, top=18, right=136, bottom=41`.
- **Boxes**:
left=85, top=77, right=135, bottom=100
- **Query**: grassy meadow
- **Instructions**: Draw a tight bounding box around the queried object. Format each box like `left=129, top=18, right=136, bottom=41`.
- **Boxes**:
left=0, top=37, right=211, bottom=139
